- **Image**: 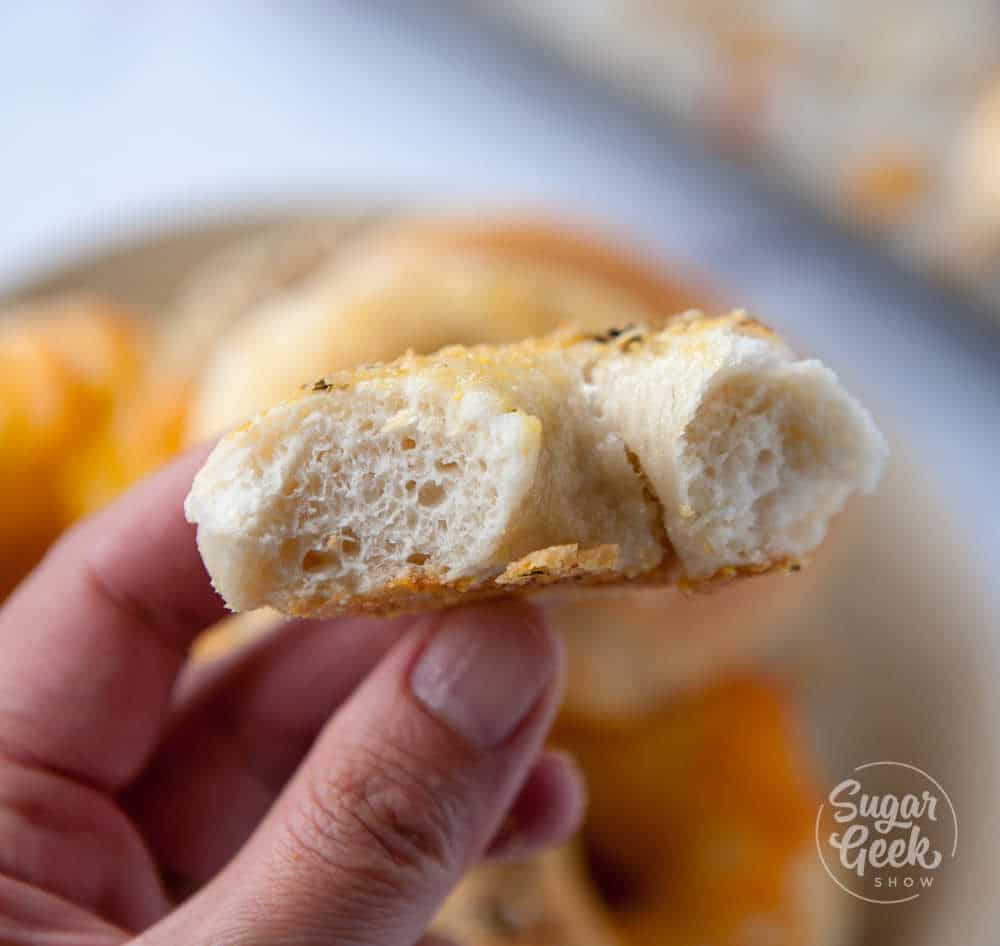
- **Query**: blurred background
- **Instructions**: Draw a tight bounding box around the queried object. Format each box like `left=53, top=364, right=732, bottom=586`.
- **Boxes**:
left=2, top=4, right=999, bottom=945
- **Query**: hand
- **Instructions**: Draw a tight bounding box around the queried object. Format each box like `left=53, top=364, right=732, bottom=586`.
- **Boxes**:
left=0, top=448, right=583, bottom=944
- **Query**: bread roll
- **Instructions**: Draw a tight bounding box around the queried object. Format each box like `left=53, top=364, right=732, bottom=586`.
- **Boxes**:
left=552, top=578, right=815, bottom=721
left=365, top=214, right=709, bottom=318
left=161, top=219, right=358, bottom=378
left=552, top=674, right=846, bottom=946
left=186, top=215, right=707, bottom=440
left=0, top=295, right=149, bottom=596
left=189, top=607, right=283, bottom=661
left=186, top=313, right=886, bottom=617
left=431, top=843, right=620, bottom=946
left=953, top=75, right=1000, bottom=267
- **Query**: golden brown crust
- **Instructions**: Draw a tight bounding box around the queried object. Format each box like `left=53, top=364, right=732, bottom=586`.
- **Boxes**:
left=266, top=540, right=797, bottom=621
left=282, top=547, right=664, bottom=619
left=495, top=543, right=623, bottom=586
left=301, top=311, right=768, bottom=399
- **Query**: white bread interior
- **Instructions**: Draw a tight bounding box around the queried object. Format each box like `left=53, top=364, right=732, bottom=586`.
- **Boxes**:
left=185, top=312, right=887, bottom=617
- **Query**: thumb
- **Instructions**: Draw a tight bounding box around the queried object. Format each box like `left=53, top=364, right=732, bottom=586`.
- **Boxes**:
left=139, top=602, right=563, bottom=945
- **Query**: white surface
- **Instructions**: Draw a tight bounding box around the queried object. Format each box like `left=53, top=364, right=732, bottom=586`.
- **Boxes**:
left=1, top=1, right=998, bottom=603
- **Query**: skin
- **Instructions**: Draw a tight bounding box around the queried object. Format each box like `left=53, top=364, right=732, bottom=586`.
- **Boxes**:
left=0, top=447, right=583, bottom=944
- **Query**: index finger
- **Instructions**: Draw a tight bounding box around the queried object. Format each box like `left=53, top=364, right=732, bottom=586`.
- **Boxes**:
left=0, top=444, right=226, bottom=791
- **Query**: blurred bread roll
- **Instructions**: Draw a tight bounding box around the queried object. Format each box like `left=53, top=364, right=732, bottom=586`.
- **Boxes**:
left=162, top=218, right=359, bottom=378
left=190, top=607, right=283, bottom=662
left=375, top=215, right=708, bottom=318
left=186, top=215, right=708, bottom=440
left=0, top=336, right=83, bottom=595
left=0, top=295, right=149, bottom=596
left=61, top=380, right=190, bottom=519
left=431, top=843, right=620, bottom=946
left=954, top=75, right=1000, bottom=268
left=553, top=674, right=846, bottom=946
left=0, top=293, right=145, bottom=411
left=551, top=574, right=821, bottom=722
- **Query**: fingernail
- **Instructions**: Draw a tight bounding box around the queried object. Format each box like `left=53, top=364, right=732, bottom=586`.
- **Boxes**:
left=410, top=604, right=558, bottom=748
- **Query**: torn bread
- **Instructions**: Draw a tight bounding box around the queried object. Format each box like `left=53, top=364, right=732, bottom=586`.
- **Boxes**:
left=185, top=312, right=887, bottom=617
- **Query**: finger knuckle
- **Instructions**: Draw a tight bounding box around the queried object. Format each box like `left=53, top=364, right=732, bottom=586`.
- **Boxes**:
left=291, top=745, right=465, bottom=893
